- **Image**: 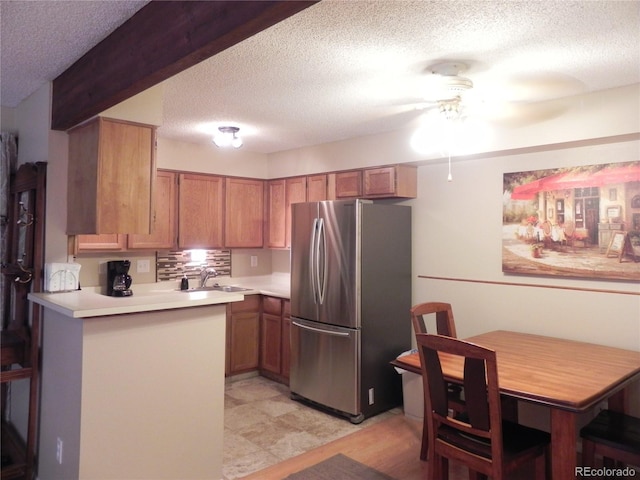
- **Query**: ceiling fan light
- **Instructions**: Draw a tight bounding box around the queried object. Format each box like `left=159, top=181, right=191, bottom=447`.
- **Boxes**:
left=213, top=126, right=242, bottom=148
left=231, top=135, right=243, bottom=148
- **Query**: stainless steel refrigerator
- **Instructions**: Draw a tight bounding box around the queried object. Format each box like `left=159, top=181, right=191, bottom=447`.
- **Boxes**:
left=290, top=199, right=411, bottom=423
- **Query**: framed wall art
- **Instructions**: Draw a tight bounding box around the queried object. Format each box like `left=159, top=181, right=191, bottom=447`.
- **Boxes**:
left=502, top=161, right=640, bottom=281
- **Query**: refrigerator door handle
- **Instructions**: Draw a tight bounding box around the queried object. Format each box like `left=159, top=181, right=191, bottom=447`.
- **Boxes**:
left=309, top=218, right=318, bottom=303
left=292, top=320, right=351, bottom=337
left=317, top=217, right=327, bottom=304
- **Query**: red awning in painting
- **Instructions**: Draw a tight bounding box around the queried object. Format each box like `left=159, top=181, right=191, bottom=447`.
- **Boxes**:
left=510, top=163, right=640, bottom=200
left=510, top=179, right=544, bottom=200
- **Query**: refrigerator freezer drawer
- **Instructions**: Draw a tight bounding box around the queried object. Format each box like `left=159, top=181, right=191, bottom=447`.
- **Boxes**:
left=290, top=318, right=360, bottom=416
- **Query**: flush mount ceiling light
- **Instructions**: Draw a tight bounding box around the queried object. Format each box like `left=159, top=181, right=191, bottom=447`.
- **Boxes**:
left=213, top=126, right=243, bottom=148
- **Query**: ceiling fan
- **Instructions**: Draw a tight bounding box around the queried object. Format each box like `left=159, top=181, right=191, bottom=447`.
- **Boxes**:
left=400, top=59, right=584, bottom=128
left=415, top=61, right=476, bottom=121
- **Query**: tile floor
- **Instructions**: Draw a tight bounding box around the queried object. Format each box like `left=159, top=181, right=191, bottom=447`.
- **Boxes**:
left=223, top=374, right=401, bottom=480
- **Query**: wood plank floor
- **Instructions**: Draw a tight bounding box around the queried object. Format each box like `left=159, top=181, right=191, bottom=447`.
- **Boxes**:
left=242, top=414, right=546, bottom=480
left=242, top=414, right=427, bottom=480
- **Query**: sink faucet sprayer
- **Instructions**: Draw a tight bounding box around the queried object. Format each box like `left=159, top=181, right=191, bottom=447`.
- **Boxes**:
left=200, top=267, right=218, bottom=288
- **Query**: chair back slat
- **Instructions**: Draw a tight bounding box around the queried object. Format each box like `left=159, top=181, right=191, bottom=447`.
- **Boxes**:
left=423, top=347, right=449, bottom=416
left=464, top=357, right=490, bottom=431
left=411, top=302, right=457, bottom=338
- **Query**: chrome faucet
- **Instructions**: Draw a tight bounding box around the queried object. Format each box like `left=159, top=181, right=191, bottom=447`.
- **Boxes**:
left=200, top=267, right=218, bottom=288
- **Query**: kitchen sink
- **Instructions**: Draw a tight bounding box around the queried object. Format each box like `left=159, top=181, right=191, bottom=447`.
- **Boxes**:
left=181, top=284, right=252, bottom=293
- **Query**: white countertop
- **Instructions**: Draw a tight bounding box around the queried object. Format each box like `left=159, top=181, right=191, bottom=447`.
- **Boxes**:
left=28, top=274, right=291, bottom=319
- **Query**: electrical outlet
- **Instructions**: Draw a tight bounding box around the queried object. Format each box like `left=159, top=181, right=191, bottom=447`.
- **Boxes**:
left=137, top=259, right=150, bottom=273
left=56, top=437, right=63, bottom=464
left=250, top=256, right=258, bottom=268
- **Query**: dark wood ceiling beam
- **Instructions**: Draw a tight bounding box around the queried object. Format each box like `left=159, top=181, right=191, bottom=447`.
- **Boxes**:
left=51, top=0, right=318, bottom=131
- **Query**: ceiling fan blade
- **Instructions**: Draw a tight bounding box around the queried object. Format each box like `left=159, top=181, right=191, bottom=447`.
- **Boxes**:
left=488, top=98, right=572, bottom=127
left=492, top=72, right=586, bottom=103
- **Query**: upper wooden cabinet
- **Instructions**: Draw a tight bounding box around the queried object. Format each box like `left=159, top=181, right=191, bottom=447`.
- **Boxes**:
left=178, top=173, right=224, bottom=249
left=333, top=170, right=362, bottom=198
left=76, top=170, right=175, bottom=253
left=224, top=177, right=264, bottom=248
left=128, top=170, right=177, bottom=250
left=76, top=233, right=127, bottom=252
left=363, top=165, right=417, bottom=198
left=67, top=117, right=156, bottom=234
left=307, top=174, right=328, bottom=202
left=285, top=177, right=307, bottom=248
left=266, top=179, right=286, bottom=249
left=267, top=175, right=325, bottom=249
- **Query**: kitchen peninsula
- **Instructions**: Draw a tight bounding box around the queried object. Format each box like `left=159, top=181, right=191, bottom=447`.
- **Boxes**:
left=28, top=285, right=245, bottom=479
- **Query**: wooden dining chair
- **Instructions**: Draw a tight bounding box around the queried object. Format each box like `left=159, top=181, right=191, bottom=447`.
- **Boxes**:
left=410, top=302, right=457, bottom=339
left=416, top=333, right=550, bottom=480
left=580, top=409, right=640, bottom=469
left=410, top=302, right=464, bottom=461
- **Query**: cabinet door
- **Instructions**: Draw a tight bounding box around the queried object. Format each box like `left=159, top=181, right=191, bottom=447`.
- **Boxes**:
left=178, top=173, right=224, bottom=249
left=307, top=174, right=327, bottom=201
left=128, top=170, right=177, bottom=249
left=227, top=295, right=261, bottom=375
left=267, top=179, right=286, bottom=248
left=334, top=171, right=362, bottom=198
left=229, top=311, right=260, bottom=373
left=225, top=177, right=264, bottom=248
left=67, top=117, right=155, bottom=235
left=364, top=166, right=396, bottom=196
left=261, top=313, right=282, bottom=374
left=285, top=177, right=307, bottom=248
left=281, top=300, right=291, bottom=380
left=364, top=165, right=417, bottom=198
left=76, top=234, right=127, bottom=252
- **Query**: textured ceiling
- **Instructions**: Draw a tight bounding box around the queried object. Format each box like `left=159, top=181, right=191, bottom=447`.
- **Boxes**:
left=2, top=0, right=639, bottom=154
left=0, top=0, right=150, bottom=107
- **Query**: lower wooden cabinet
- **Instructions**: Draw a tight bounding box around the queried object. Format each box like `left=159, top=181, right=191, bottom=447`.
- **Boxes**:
left=260, top=296, right=290, bottom=384
left=225, top=295, right=291, bottom=383
left=281, top=300, right=291, bottom=379
left=226, top=295, right=260, bottom=375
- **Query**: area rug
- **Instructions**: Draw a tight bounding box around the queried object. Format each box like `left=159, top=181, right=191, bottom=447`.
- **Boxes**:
left=284, top=453, right=395, bottom=480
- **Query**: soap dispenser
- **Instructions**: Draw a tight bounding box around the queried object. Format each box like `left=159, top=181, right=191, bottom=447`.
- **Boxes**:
left=180, top=274, right=189, bottom=291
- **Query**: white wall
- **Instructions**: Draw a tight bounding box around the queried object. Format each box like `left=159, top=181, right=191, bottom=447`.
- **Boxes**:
left=157, top=137, right=269, bottom=178
left=264, top=84, right=640, bottom=423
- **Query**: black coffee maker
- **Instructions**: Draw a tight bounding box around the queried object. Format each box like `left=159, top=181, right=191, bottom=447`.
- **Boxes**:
left=107, top=260, right=133, bottom=297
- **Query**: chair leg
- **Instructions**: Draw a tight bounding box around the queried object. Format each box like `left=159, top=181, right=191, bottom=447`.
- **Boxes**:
left=420, top=417, right=429, bottom=461
left=427, top=452, right=436, bottom=480
left=582, top=438, right=595, bottom=467
left=534, top=452, right=545, bottom=480
left=441, top=456, right=449, bottom=480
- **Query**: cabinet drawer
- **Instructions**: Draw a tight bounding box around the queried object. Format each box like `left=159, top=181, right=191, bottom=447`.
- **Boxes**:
left=263, top=296, right=282, bottom=315
left=230, top=295, right=261, bottom=313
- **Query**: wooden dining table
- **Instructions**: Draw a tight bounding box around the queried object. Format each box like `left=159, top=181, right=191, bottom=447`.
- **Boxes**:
left=391, top=330, right=640, bottom=480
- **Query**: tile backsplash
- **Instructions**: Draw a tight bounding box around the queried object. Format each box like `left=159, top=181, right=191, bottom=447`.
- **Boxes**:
left=156, top=250, right=231, bottom=282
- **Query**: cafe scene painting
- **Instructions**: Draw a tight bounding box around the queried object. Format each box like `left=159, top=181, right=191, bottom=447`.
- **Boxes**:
left=502, top=161, right=640, bottom=281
